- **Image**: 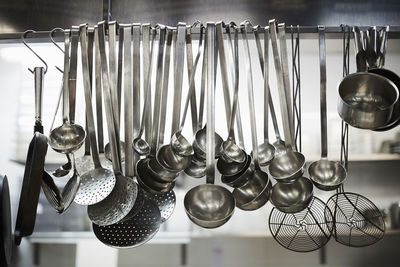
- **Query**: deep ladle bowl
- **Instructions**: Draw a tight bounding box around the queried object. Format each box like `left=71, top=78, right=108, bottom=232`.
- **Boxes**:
left=270, top=176, right=314, bottom=213
left=48, top=122, right=86, bottom=153
left=193, top=126, right=223, bottom=159
left=254, top=142, right=275, bottom=166
left=184, top=184, right=235, bottom=229
left=233, top=170, right=271, bottom=211
left=268, top=150, right=305, bottom=182
left=220, top=140, right=246, bottom=164
left=308, top=159, right=347, bottom=191
left=157, top=144, right=192, bottom=173
left=171, top=131, right=194, bottom=157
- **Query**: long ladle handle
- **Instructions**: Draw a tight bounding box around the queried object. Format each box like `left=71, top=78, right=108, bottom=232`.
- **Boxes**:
left=80, top=24, right=101, bottom=169
left=186, top=25, right=199, bottom=134
left=269, top=20, right=293, bottom=149
left=253, top=26, right=270, bottom=143
left=137, top=30, right=156, bottom=139
left=171, top=23, right=187, bottom=135
left=142, top=24, right=153, bottom=143
left=151, top=25, right=166, bottom=154
left=198, top=31, right=207, bottom=129
left=226, top=24, right=244, bottom=148
left=98, top=21, right=122, bottom=173
left=278, top=23, right=294, bottom=145
left=177, top=26, right=204, bottom=132
left=227, top=27, right=239, bottom=140
left=216, top=22, right=232, bottom=132
left=318, top=26, right=328, bottom=158
left=158, top=27, right=173, bottom=146
left=69, top=27, right=79, bottom=123
left=241, top=23, right=260, bottom=170
left=206, top=22, right=216, bottom=185
left=62, top=30, right=71, bottom=123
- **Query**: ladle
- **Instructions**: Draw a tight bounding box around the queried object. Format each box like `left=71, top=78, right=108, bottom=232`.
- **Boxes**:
left=48, top=30, right=85, bottom=154
left=184, top=23, right=235, bottom=229
left=184, top=31, right=208, bottom=178
left=170, top=24, right=204, bottom=157
left=219, top=22, right=246, bottom=164
left=136, top=26, right=177, bottom=192
left=87, top=22, right=137, bottom=226
left=47, top=28, right=73, bottom=178
left=268, top=21, right=305, bottom=182
left=132, top=28, right=156, bottom=156
left=74, top=24, right=117, bottom=206
left=232, top=22, right=271, bottom=211
left=252, top=25, right=276, bottom=165
left=308, top=26, right=347, bottom=191
left=156, top=24, right=191, bottom=173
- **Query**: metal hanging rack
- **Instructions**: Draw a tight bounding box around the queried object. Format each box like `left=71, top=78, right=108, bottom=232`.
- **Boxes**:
left=1, top=25, right=400, bottom=44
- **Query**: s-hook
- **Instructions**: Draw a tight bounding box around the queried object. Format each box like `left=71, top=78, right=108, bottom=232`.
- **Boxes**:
left=22, top=30, right=48, bottom=74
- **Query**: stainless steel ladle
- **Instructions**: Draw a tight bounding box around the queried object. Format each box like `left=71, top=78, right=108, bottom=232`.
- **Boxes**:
left=170, top=25, right=204, bottom=157
left=308, top=26, right=346, bottom=191
left=132, top=29, right=156, bottom=156
left=219, top=22, right=246, bottom=164
left=48, top=30, right=85, bottom=154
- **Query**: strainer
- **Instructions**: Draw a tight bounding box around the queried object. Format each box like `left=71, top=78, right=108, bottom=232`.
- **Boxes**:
left=93, top=198, right=161, bottom=248
left=86, top=22, right=138, bottom=226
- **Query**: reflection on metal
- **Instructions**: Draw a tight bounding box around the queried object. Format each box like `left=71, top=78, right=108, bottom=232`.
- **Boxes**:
left=0, top=0, right=400, bottom=34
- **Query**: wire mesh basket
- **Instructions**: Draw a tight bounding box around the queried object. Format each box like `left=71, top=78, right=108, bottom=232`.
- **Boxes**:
left=325, top=192, right=385, bottom=247
left=269, top=197, right=333, bottom=252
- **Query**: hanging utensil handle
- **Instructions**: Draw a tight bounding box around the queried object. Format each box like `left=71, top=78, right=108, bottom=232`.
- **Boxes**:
left=132, top=23, right=141, bottom=174
left=137, top=29, right=156, bottom=138
left=278, top=23, right=294, bottom=144
left=98, top=21, right=121, bottom=173
left=142, top=24, right=153, bottom=143
left=122, top=24, right=134, bottom=177
left=253, top=26, right=270, bottom=143
left=198, top=30, right=207, bottom=129
left=151, top=25, right=166, bottom=154
left=34, top=67, right=44, bottom=133
left=378, top=26, right=389, bottom=68
left=94, top=26, right=105, bottom=153
left=226, top=24, right=244, bottom=148
left=62, top=30, right=71, bottom=123
left=80, top=24, right=101, bottom=168
left=367, top=26, right=378, bottom=68
left=241, top=22, right=260, bottom=170
left=186, top=26, right=199, bottom=134
left=269, top=20, right=292, bottom=149
left=171, top=23, right=187, bottom=135
left=158, top=27, right=173, bottom=146
left=84, top=29, right=94, bottom=156
left=206, top=23, right=216, bottom=185
left=227, top=27, right=239, bottom=140
left=318, top=26, right=328, bottom=158
left=353, top=27, right=367, bottom=72
left=69, top=27, right=79, bottom=123
left=178, top=26, right=204, bottom=132
left=216, top=22, right=232, bottom=132
left=109, top=21, right=120, bottom=133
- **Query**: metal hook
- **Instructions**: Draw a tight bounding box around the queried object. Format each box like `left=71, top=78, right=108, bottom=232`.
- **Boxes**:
left=50, top=28, right=65, bottom=53
left=22, top=30, right=48, bottom=74
left=49, top=28, right=66, bottom=74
